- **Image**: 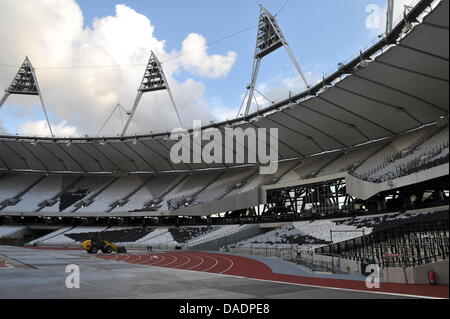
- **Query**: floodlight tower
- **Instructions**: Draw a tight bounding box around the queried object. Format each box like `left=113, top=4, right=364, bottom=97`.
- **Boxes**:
left=121, top=51, right=183, bottom=137
left=386, top=0, right=395, bottom=34
left=0, top=56, right=54, bottom=137
left=242, top=5, right=310, bottom=117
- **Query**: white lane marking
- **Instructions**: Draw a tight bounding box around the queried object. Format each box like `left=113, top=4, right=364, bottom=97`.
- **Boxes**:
left=241, top=276, right=443, bottom=300
left=185, top=255, right=204, bottom=270
left=136, top=254, right=153, bottom=265
left=110, top=254, right=120, bottom=261
left=159, top=254, right=179, bottom=267
left=149, top=254, right=166, bottom=266
left=107, top=252, right=444, bottom=299
left=121, top=254, right=132, bottom=263
left=131, top=255, right=143, bottom=263
left=202, top=255, right=219, bottom=273
left=173, top=255, right=192, bottom=269
left=218, top=255, right=234, bottom=274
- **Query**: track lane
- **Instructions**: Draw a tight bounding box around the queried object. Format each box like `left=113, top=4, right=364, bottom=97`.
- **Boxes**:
left=173, top=254, right=192, bottom=269
left=145, top=254, right=167, bottom=266
left=176, top=254, right=203, bottom=270
left=98, top=251, right=449, bottom=299
left=126, top=254, right=143, bottom=264
left=201, top=255, right=219, bottom=273
left=159, top=254, right=179, bottom=267
left=136, top=254, right=153, bottom=265
left=185, top=255, right=204, bottom=270
left=202, top=253, right=233, bottom=274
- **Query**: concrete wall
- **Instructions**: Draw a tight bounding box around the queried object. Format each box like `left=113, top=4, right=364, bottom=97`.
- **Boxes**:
left=301, top=253, right=361, bottom=275
left=382, top=260, right=449, bottom=285
left=413, top=260, right=449, bottom=285
left=382, top=267, right=415, bottom=284
left=346, top=164, right=449, bottom=200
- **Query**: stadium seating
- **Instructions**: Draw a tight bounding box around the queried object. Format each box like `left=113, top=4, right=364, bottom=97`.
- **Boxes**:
left=26, top=226, right=74, bottom=246
left=0, top=174, right=43, bottom=204
left=186, top=224, right=256, bottom=247
left=0, top=225, right=26, bottom=238
left=36, top=226, right=109, bottom=246
left=0, top=124, right=448, bottom=215
left=76, top=176, right=143, bottom=213
left=233, top=210, right=442, bottom=251
left=24, top=224, right=262, bottom=249
left=354, top=126, right=449, bottom=182
left=6, top=175, right=63, bottom=212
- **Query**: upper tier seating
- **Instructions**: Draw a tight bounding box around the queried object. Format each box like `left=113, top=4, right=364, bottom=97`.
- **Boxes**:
left=6, top=175, right=63, bottom=212
left=37, top=226, right=109, bottom=246
left=65, top=227, right=154, bottom=243
left=0, top=174, right=42, bottom=203
left=0, top=225, right=26, bottom=238
left=0, top=124, right=448, bottom=215
left=354, top=126, right=449, bottom=182
left=234, top=210, right=442, bottom=251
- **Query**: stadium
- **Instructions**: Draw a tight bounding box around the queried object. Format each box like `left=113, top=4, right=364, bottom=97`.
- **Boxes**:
left=0, top=0, right=448, bottom=300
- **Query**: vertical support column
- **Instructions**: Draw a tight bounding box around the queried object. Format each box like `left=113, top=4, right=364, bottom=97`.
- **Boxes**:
left=245, top=58, right=262, bottom=117
left=122, top=91, right=143, bottom=137
left=0, top=92, right=10, bottom=110
left=283, top=44, right=310, bottom=89
left=161, top=70, right=183, bottom=129
left=29, top=59, right=54, bottom=138
left=386, top=0, right=395, bottom=34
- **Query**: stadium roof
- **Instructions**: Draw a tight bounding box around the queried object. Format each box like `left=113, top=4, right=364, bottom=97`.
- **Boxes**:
left=0, top=0, right=448, bottom=175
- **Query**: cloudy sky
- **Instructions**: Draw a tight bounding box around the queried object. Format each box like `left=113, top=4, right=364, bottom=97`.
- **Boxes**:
left=0, top=0, right=417, bottom=137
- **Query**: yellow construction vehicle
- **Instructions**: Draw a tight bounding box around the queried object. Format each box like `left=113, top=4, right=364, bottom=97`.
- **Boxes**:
left=81, top=232, right=127, bottom=254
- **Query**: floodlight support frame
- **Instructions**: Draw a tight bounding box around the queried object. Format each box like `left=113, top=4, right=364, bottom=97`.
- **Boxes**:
left=121, top=52, right=183, bottom=137
left=243, top=5, right=310, bottom=117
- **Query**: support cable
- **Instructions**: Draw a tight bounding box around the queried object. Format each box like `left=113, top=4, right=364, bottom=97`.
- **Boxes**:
left=96, top=104, right=120, bottom=137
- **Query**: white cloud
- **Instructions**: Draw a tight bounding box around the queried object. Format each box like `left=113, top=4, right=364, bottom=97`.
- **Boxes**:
left=178, top=33, right=238, bottom=79
left=365, top=0, right=418, bottom=35
left=393, top=0, right=418, bottom=20
left=208, top=97, right=239, bottom=122
left=0, top=0, right=237, bottom=136
left=18, top=120, right=78, bottom=137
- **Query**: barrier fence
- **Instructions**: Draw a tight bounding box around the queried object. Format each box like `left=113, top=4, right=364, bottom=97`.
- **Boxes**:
left=226, top=246, right=357, bottom=274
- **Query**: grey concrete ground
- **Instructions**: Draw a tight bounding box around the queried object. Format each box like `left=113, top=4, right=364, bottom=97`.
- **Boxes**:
left=0, top=246, right=416, bottom=299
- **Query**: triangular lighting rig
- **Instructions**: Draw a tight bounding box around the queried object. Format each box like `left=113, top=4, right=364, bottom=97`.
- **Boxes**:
left=0, top=56, right=54, bottom=137
left=121, top=51, right=183, bottom=137
left=241, top=5, right=310, bottom=117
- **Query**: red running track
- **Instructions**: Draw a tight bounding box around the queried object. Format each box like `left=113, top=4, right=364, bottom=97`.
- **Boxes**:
left=99, top=251, right=449, bottom=299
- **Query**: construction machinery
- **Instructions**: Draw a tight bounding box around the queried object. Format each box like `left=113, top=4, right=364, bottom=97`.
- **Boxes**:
left=81, top=232, right=127, bottom=254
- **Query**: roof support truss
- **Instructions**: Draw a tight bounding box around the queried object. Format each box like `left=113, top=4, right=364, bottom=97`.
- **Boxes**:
left=243, top=5, right=310, bottom=117
left=121, top=52, right=183, bottom=137
left=0, top=57, right=54, bottom=137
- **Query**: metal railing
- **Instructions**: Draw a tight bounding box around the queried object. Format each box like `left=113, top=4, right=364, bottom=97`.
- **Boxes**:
left=227, top=245, right=353, bottom=274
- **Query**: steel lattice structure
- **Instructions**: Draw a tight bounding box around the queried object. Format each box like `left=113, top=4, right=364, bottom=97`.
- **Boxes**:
left=0, top=0, right=447, bottom=219
left=0, top=57, right=54, bottom=137
left=122, top=51, right=183, bottom=137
